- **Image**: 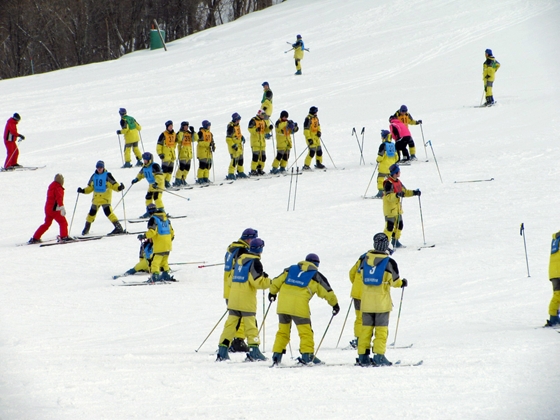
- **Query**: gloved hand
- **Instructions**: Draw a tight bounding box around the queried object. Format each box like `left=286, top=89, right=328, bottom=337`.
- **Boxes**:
left=268, top=124, right=273, bottom=131
left=396, top=191, right=405, bottom=198
left=263, top=272, right=269, bottom=278
left=417, top=120, right=422, bottom=125
left=116, top=130, right=122, bottom=135
left=401, top=278, right=408, bottom=288
left=265, top=133, right=271, bottom=139
left=232, top=144, right=238, bottom=151
left=307, top=139, right=313, bottom=146
left=18, top=134, right=25, bottom=140
left=256, top=126, right=262, bottom=133
left=57, top=206, right=66, bottom=216
left=151, top=183, right=159, bottom=190
left=77, top=187, right=84, bottom=193
left=118, top=183, right=125, bottom=191
left=211, top=142, right=216, bottom=152
left=287, top=121, right=294, bottom=131
left=413, top=189, right=421, bottom=196
left=137, top=234, right=146, bottom=240
left=268, top=293, right=277, bottom=302
left=158, top=154, right=164, bottom=160
left=485, top=75, right=490, bottom=79
left=131, top=178, right=139, bottom=185
left=332, top=303, right=341, bottom=316
left=241, top=136, right=246, bottom=144
left=317, top=131, right=321, bottom=138
left=189, top=126, right=195, bottom=134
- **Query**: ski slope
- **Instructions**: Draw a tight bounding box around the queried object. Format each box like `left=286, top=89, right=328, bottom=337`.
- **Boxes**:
left=1, top=0, right=560, bottom=418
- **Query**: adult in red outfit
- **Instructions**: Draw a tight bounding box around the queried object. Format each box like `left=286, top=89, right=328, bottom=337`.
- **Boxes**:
left=3, top=113, right=25, bottom=169
left=29, top=174, right=71, bottom=244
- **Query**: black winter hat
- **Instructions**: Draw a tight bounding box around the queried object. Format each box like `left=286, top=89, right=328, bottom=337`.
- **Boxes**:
left=373, top=233, right=389, bottom=252
left=13, top=113, right=21, bottom=121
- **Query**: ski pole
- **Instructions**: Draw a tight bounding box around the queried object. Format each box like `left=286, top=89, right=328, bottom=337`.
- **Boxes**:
left=320, top=138, right=337, bottom=169
left=121, top=190, right=128, bottom=233
left=426, top=140, right=443, bottom=183
left=520, top=223, right=530, bottom=277
left=113, top=184, right=133, bottom=209
left=391, top=287, right=405, bottom=348
left=480, top=89, right=486, bottom=107
left=194, top=309, right=228, bottom=352
left=360, top=127, right=366, bottom=165
left=352, top=128, right=365, bottom=165
left=284, top=47, right=295, bottom=53
left=169, top=261, right=207, bottom=265
left=139, top=131, right=146, bottom=153
left=262, top=290, right=266, bottom=351
left=198, top=262, right=225, bottom=268
left=418, top=196, right=426, bottom=245
left=68, top=193, right=80, bottom=236
left=420, top=124, right=428, bottom=161
left=291, top=132, right=298, bottom=167
left=335, top=299, right=353, bottom=348
left=152, top=186, right=190, bottom=201
left=293, top=167, right=299, bottom=211
left=258, top=300, right=272, bottom=335
left=288, top=146, right=308, bottom=170
left=117, top=134, right=125, bottom=166
left=311, top=313, right=335, bottom=363
left=5, top=140, right=21, bottom=168
left=363, top=162, right=378, bottom=198
left=287, top=167, right=294, bottom=211
left=288, top=342, right=293, bottom=359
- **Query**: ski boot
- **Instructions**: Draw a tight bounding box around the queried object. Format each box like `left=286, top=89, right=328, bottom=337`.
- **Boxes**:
left=295, top=70, right=302, bottom=75
left=246, top=345, right=267, bottom=362
left=216, top=345, right=230, bottom=361
left=271, top=352, right=283, bottom=366
left=58, top=236, right=74, bottom=242
left=28, top=237, right=42, bottom=244
left=81, top=221, right=91, bottom=236
left=122, top=162, right=133, bottom=168
left=173, top=179, right=182, bottom=187
left=391, top=238, right=405, bottom=248
left=349, top=338, right=358, bottom=349
left=356, top=352, right=372, bottom=367
left=545, top=315, right=560, bottom=327
left=124, top=268, right=136, bottom=276
left=164, top=180, right=171, bottom=189
left=372, top=353, right=392, bottom=366
left=374, top=190, right=383, bottom=199
left=135, top=159, right=143, bottom=167
left=410, top=154, right=418, bottom=161
left=160, top=271, right=175, bottom=282
left=302, top=165, right=311, bottom=171
left=229, top=337, right=249, bottom=353
left=249, top=170, right=258, bottom=177
left=257, top=169, right=265, bottom=176
left=278, top=167, right=286, bottom=174
left=108, top=221, right=124, bottom=235
left=315, top=161, right=325, bottom=169
left=300, top=353, right=322, bottom=365
left=237, top=172, right=248, bottom=179
left=270, top=167, right=279, bottom=175
left=226, top=173, right=236, bottom=180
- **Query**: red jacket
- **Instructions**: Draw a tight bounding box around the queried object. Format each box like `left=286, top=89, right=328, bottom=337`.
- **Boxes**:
left=44, top=181, right=65, bottom=213
left=4, top=117, right=19, bottom=142
left=389, top=118, right=411, bottom=140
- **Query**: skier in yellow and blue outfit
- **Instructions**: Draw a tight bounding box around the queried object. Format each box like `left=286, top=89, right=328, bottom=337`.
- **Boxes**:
left=116, top=108, right=143, bottom=168
left=268, top=253, right=339, bottom=366
left=292, top=35, right=305, bottom=75
left=131, top=152, right=166, bottom=218
left=356, top=233, right=407, bottom=367
left=139, top=204, right=174, bottom=282
left=546, top=230, right=560, bottom=327
left=483, top=49, right=500, bottom=106
left=374, top=129, right=399, bottom=198
left=217, top=238, right=270, bottom=362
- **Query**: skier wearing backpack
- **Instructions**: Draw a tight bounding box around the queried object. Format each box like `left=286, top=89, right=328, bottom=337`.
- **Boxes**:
left=156, top=120, right=177, bottom=189
left=292, top=35, right=305, bottom=75
left=303, top=106, right=324, bottom=170
left=196, top=120, right=215, bottom=184
left=271, top=110, right=298, bottom=174
left=131, top=152, right=166, bottom=218
left=374, top=129, right=399, bottom=198
left=77, top=160, right=125, bottom=236
left=248, top=110, right=272, bottom=175
left=383, top=164, right=421, bottom=248
left=354, top=233, right=407, bottom=367
left=116, top=108, right=143, bottom=168
left=268, top=253, right=340, bottom=366
left=173, top=121, right=197, bottom=186
left=225, top=113, right=247, bottom=180
left=483, top=49, right=500, bottom=106
left=138, top=204, right=174, bottom=282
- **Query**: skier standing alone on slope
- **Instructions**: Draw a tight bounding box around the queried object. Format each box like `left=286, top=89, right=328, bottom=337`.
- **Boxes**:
left=116, top=108, right=143, bottom=168
left=546, top=230, right=560, bottom=327
left=3, top=113, right=25, bottom=170
left=483, top=49, right=500, bottom=106
left=292, top=35, right=305, bottom=75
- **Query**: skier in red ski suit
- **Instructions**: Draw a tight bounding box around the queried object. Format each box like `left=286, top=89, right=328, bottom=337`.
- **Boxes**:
left=29, top=174, right=70, bottom=243
left=3, top=113, right=24, bottom=169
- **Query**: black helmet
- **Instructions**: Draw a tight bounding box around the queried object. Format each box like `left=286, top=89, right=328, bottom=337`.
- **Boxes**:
left=147, top=204, right=157, bottom=214
left=165, top=120, right=173, bottom=128
left=280, top=110, right=289, bottom=119
left=249, top=238, right=265, bottom=254
left=309, top=106, right=318, bottom=115
left=305, top=253, right=320, bottom=266
left=142, top=152, right=153, bottom=162
left=181, top=121, right=189, bottom=128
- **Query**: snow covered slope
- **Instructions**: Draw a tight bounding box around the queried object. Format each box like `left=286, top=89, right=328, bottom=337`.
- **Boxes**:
left=1, top=0, right=560, bottom=418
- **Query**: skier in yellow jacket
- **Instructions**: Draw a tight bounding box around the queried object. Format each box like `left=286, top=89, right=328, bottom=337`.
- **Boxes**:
left=271, top=110, right=299, bottom=174
left=373, top=130, right=399, bottom=198
left=140, top=204, right=174, bottom=282
left=260, top=82, right=273, bottom=118
left=546, top=230, right=560, bottom=327
left=217, top=238, right=270, bottom=362
left=483, top=49, right=500, bottom=106
left=268, top=253, right=340, bottom=366
left=116, top=108, right=143, bottom=168
left=248, top=110, right=272, bottom=176
left=196, top=120, right=215, bottom=184
left=303, top=106, right=324, bottom=170
left=77, top=160, right=125, bottom=236
left=131, top=152, right=166, bottom=218
left=225, top=113, right=247, bottom=180
left=156, top=120, right=176, bottom=189
left=356, top=233, right=407, bottom=367
left=222, top=228, right=259, bottom=352
left=383, top=164, right=420, bottom=248
left=292, top=34, right=305, bottom=75
left=173, top=121, right=197, bottom=187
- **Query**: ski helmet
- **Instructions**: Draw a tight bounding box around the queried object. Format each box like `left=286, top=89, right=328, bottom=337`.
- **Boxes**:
left=389, top=164, right=400, bottom=176
left=142, top=152, right=153, bottom=162
left=309, top=106, right=318, bottom=115
left=181, top=121, right=189, bottom=128
left=165, top=120, right=173, bottom=128
left=118, top=108, right=127, bottom=116
left=202, top=120, right=211, bottom=129
left=262, top=81, right=269, bottom=87
left=280, top=110, right=289, bottom=119
left=147, top=203, right=157, bottom=214
left=232, top=113, right=241, bottom=122
left=373, top=233, right=389, bottom=252
left=96, top=160, right=105, bottom=169
left=13, top=113, right=21, bottom=121
left=249, top=238, right=265, bottom=254
left=399, top=105, right=408, bottom=113
left=241, top=228, right=258, bottom=241
left=485, top=48, right=493, bottom=56
left=297, top=34, right=302, bottom=39
left=381, top=129, right=391, bottom=139
left=305, top=253, right=320, bottom=266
